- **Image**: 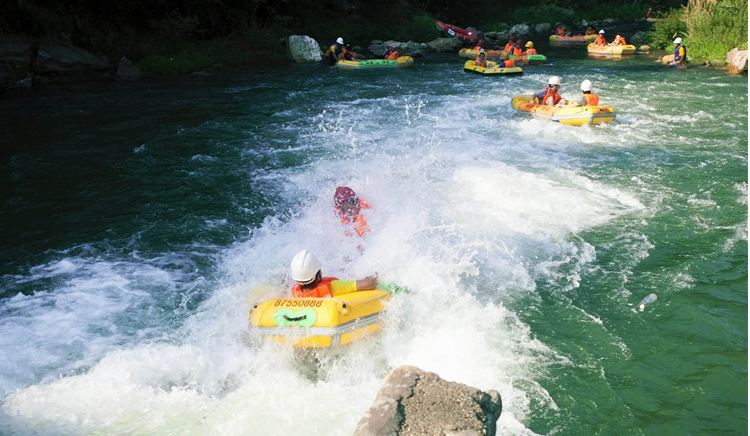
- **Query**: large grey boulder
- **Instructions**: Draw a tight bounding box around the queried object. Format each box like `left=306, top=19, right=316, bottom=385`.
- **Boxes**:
left=425, top=38, right=463, bottom=53
left=36, top=38, right=108, bottom=73
left=726, top=48, right=748, bottom=74
left=354, top=366, right=502, bottom=436
left=287, top=35, right=322, bottom=62
left=116, top=56, right=143, bottom=80
left=508, top=23, right=532, bottom=36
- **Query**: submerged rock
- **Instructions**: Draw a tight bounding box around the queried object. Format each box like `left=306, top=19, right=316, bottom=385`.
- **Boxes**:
left=354, top=365, right=502, bottom=436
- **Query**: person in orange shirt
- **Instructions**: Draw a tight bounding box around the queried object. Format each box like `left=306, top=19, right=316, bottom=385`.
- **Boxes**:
left=575, top=79, right=599, bottom=106
left=496, top=51, right=515, bottom=68
left=524, top=41, right=537, bottom=55
left=595, top=30, right=607, bottom=46
left=475, top=50, right=488, bottom=67
left=504, top=36, right=515, bottom=53
left=612, top=34, right=627, bottom=45
left=334, top=186, right=371, bottom=237
left=289, top=250, right=377, bottom=298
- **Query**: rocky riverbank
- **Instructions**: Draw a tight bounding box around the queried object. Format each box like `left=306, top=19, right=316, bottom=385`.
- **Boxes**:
left=1, top=18, right=746, bottom=93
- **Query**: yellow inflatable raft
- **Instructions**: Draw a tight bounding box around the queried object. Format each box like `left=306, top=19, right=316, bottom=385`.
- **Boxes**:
left=511, top=95, right=616, bottom=126
left=549, top=34, right=597, bottom=44
left=336, top=56, right=414, bottom=70
left=463, top=60, right=523, bottom=76
left=587, top=43, right=636, bottom=56
left=458, top=49, right=547, bottom=65
left=249, top=288, right=392, bottom=348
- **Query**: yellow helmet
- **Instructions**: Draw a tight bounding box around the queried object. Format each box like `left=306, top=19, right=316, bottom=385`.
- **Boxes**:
left=525, top=41, right=534, bottom=48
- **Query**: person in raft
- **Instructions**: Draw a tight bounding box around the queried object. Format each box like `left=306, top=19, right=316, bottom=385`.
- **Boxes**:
left=475, top=50, right=488, bottom=67
left=595, top=30, right=607, bottom=46
left=325, top=37, right=345, bottom=65
left=611, top=34, right=627, bottom=46
left=496, top=51, right=515, bottom=68
left=334, top=186, right=371, bottom=237
left=290, top=249, right=377, bottom=298
left=472, top=39, right=485, bottom=51
left=384, top=46, right=399, bottom=60
left=574, top=79, right=599, bottom=106
left=532, top=76, right=567, bottom=106
left=585, top=26, right=596, bottom=35
left=524, top=41, right=537, bottom=55
left=343, top=44, right=356, bottom=61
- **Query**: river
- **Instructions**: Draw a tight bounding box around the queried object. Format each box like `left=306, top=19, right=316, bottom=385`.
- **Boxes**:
left=0, top=41, right=747, bottom=435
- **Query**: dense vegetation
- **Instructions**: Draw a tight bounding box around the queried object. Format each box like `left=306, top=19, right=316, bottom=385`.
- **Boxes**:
left=644, top=0, right=747, bottom=61
left=0, top=0, right=745, bottom=74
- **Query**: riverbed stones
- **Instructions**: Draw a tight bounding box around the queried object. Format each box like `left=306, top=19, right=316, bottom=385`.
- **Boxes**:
left=354, top=365, right=502, bottom=436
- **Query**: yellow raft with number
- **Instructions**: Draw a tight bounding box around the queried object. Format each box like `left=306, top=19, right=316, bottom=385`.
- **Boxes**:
left=463, top=60, right=523, bottom=76
left=511, top=95, right=616, bottom=126
left=587, top=43, right=636, bottom=56
left=249, top=288, right=393, bottom=348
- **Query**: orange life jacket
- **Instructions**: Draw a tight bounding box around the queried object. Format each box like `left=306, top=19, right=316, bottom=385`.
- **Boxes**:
left=557, top=28, right=565, bottom=36
left=541, top=87, right=562, bottom=105
left=386, top=51, right=399, bottom=60
left=525, top=48, right=537, bottom=55
left=475, top=56, right=487, bottom=67
left=500, top=59, right=515, bottom=68
left=512, top=47, right=522, bottom=56
left=504, top=43, right=513, bottom=52
left=613, top=36, right=626, bottom=45
left=336, top=200, right=370, bottom=237
left=585, top=29, right=596, bottom=35
left=582, top=93, right=599, bottom=106
left=473, top=45, right=483, bottom=50
left=291, top=276, right=339, bottom=298
left=596, top=35, right=606, bottom=46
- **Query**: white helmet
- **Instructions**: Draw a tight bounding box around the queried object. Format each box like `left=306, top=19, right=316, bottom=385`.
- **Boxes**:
left=673, top=37, right=682, bottom=44
left=599, top=30, right=605, bottom=34
left=549, top=76, right=561, bottom=86
left=336, top=37, right=344, bottom=45
left=580, top=79, right=592, bottom=92
left=291, top=250, right=321, bottom=283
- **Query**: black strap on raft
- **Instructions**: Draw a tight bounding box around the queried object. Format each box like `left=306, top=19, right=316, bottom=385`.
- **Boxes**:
left=283, top=314, right=307, bottom=322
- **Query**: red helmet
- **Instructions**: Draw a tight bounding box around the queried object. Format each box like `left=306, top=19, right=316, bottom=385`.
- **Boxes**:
left=334, top=186, right=358, bottom=207
left=478, top=39, right=485, bottom=45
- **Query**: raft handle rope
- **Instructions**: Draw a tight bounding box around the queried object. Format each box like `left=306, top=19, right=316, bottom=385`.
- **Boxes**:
left=283, top=314, right=308, bottom=322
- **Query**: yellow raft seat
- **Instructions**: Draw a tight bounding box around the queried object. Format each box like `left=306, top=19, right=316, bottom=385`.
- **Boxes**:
left=511, top=95, right=616, bottom=126
left=249, top=288, right=392, bottom=348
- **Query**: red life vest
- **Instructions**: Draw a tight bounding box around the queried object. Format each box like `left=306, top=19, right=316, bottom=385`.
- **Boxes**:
left=582, top=93, right=599, bottom=106
left=541, top=87, right=562, bottom=105
left=556, top=28, right=565, bottom=36
left=386, top=51, right=399, bottom=60
left=291, top=277, right=339, bottom=298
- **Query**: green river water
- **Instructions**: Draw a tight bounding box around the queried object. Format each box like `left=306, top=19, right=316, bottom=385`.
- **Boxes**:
left=0, top=41, right=747, bottom=435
